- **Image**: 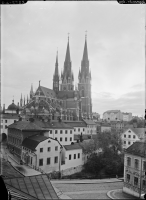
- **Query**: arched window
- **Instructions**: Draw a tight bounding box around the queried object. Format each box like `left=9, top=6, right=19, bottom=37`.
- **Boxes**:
left=82, top=90, right=84, bottom=97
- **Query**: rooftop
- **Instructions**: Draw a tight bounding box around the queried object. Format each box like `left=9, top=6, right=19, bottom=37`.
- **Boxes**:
left=8, top=120, right=45, bottom=131
left=22, top=135, right=49, bottom=151
left=126, top=141, right=146, bottom=157
left=64, top=143, right=82, bottom=151
left=1, top=114, right=19, bottom=119
left=83, top=119, right=96, bottom=125
left=123, top=128, right=146, bottom=139
left=65, top=121, right=86, bottom=127
left=4, top=174, right=59, bottom=199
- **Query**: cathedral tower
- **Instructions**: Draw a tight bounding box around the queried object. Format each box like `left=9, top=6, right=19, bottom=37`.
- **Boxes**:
left=78, top=35, right=92, bottom=118
left=53, top=51, right=60, bottom=93
left=60, top=36, right=74, bottom=91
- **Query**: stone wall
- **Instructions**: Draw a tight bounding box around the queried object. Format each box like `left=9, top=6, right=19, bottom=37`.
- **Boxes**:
left=61, top=165, right=83, bottom=176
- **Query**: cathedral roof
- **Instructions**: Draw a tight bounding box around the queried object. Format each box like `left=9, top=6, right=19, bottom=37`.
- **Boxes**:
left=65, top=37, right=71, bottom=64
left=7, top=100, right=18, bottom=110
left=82, top=38, right=88, bottom=62
left=36, top=86, right=56, bottom=98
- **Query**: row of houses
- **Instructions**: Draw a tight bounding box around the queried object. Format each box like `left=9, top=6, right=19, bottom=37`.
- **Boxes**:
left=6, top=117, right=97, bottom=176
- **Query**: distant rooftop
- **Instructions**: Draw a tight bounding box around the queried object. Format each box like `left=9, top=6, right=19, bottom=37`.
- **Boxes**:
left=64, top=143, right=82, bottom=151
left=126, top=141, right=146, bottom=157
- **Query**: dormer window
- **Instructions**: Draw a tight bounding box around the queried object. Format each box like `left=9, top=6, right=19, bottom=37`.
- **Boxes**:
left=128, top=130, right=131, bottom=133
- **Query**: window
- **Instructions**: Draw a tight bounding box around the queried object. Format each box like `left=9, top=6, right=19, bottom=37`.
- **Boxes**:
left=128, top=135, right=131, bottom=138
left=55, top=137, right=57, bottom=140
left=5, top=120, right=7, bottom=123
left=65, top=130, right=67, bottom=134
left=65, top=137, right=67, bottom=141
left=135, top=159, right=139, bottom=169
left=54, top=156, right=58, bottom=163
left=133, top=135, right=136, bottom=139
left=47, top=158, right=50, bottom=165
left=70, top=130, right=72, bottom=134
left=143, top=161, right=146, bottom=171
left=60, top=137, right=62, bottom=142
left=126, top=174, right=130, bottom=183
left=31, top=157, right=32, bottom=165
left=124, top=141, right=126, bottom=144
left=124, top=134, right=126, bottom=138
left=60, top=130, right=63, bottom=134
left=128, top=141, right=131, bottom=145
left=128, top=130, right=131, bottom=133
left=55, top=146, right=58, bottom=151
left=48, top=147, right=51, bottom=152
left=70, top=137, right=72, bottom=141
left=69, top=155, right=71, bottom=160
left=55, top=130, right=58, bottom=134
left=1, top=125, right=3, bottom=129
left=50, top=130, right=52, bottom=134
left=134, top=177, right=138, bottom=186
left=83, top=128, right=85, bottom=131
left=39, top=159, right=43, bottom=166
left=74, top=128, right=76, bottom=131
left=142, top=180, right=146, bottom=189
left=127, top=157, right=131, bottom=166
left=78, top=128, right=80, bottom=132
left=74, top=154, right=76, bottom=159
left=5, top=125, right=7, bottom=129
left=14, top=120, right=16, bottom=123
left=78, top=153, right=80, bottom=159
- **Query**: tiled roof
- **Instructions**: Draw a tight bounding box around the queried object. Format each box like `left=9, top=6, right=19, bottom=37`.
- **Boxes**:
left=126, top=141, right=146, bottom=157
left=22, top=135, right=49, bottom=151
left=1, top=114, right=19, bottom=119
left=103, top=110, right=120, bottom=114
left=83, top=119, right=96, bottom=125
left=34, top=120, right=73, bottom=129
left=4, top=174, right=59, bottom=199
left=64, top=143, right=82, bottom=151
left=65, top=121, right=86, bottom=127
left=8, top=121, right=44, bottom=131
left=41, top=86, right=56, bottom=98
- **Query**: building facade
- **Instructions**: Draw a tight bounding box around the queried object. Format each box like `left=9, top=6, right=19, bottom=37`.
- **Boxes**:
left=123, top=141, right=146, bottom=198
left=121, top=128, right=146, bottom=149
left=19, top=36, right=92, bottom=121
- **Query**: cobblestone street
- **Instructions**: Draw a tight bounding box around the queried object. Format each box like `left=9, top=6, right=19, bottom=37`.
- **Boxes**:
left=52, top=181, right=123, bottom=199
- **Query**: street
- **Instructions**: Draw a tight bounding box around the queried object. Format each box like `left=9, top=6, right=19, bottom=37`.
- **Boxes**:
left=52, top=181, right=123, bottom=199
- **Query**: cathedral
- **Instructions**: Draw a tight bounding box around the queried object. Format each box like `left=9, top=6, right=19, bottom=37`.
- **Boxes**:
left=20, top=35, right=92, bottom=121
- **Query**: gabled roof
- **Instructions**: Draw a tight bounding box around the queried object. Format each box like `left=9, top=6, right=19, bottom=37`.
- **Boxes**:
left=22, top=135, right=48, bottom=151
left=103, top=110, right=120, bottom=114
left=64, top=143, right=82, bottom=151
left=126, top=141, right=146, bottom=157
left=65, top=121, right=86, bottom=127
left=83, top=119, right=96, bottom=125
left=4, top=174, right=59, bottom=199
left=35, top=86, right=56, bottom=98
left=123, top=128, right=146, bottom=139
left=8, top=121, right=44, bottom=131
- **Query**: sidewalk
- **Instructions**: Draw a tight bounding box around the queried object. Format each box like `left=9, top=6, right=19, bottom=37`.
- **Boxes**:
left=2, top=143, right=41, bottom=176
left=51, top=178, right=123, bottom=184
left=107, top=189, right=139, bottom=199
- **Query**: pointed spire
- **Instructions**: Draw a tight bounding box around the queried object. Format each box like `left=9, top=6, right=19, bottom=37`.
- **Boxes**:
left=54, top=51, right=59, bottom=76
left=65, top=33, right=71, bottom=63
left=27, top=95, right=29, bottom=104
left=82, top=32, right=88, bottom=62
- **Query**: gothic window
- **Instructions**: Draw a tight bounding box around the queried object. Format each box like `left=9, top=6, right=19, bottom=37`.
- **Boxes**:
left=82, top=90, right=84, bottom=97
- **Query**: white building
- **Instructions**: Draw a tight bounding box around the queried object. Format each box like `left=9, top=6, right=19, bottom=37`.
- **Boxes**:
left=61, top=143, right=83, bottom=175
left=123, top=141, right=146, bottom=198
left=83, top=119, right=96, bottom=135
left=1, top=114, right=19, bottom=136
left=65, top=121, right=87, bottom=135
left=122, top=112, right=132, bottom=122
left=41, top=121, right=74, bottom=145
left=22, top=135, right=62, bottom=174
left=121, top=128, right=146, bottom=149
left=103, top=110, right=123, bottom=121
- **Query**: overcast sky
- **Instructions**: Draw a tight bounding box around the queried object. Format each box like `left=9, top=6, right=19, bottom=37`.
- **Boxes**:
left=1, top=2, right=145, bottom=117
